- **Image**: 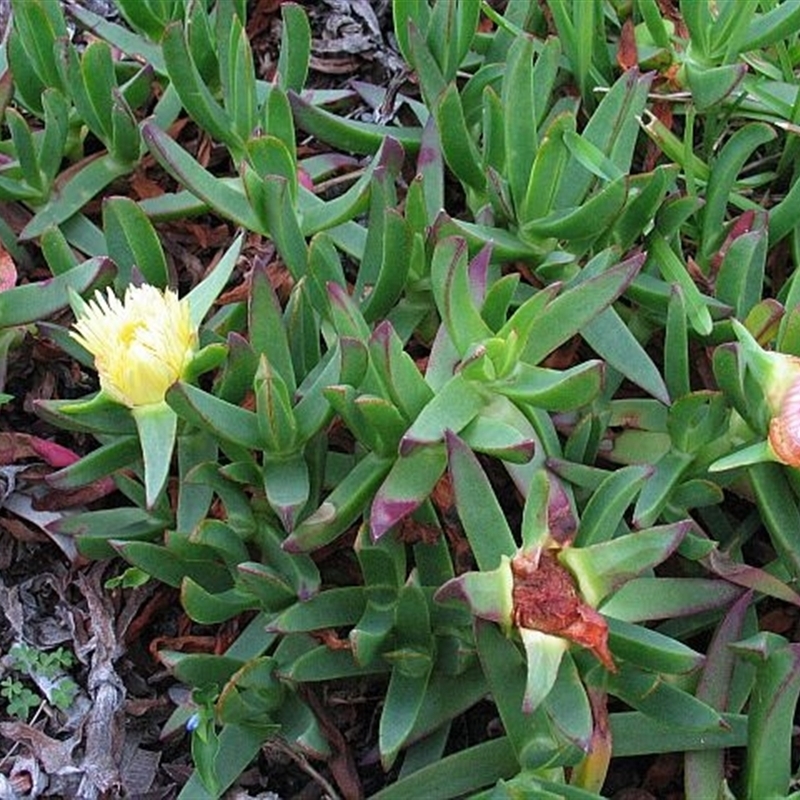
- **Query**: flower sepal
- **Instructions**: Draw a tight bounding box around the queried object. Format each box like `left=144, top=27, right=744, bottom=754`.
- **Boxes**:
left=131, top=399, right=178, bottom=508
left=434, top=554, right=515, bottom=635
left=43, top=390, right=130, bottom=417
left=731, top=319, right=800, bottom=417
left=35, top=393, right=137, bottom=435
left=182, top=343, right=229, bottom=384
left=519, top=628, right=569, bottom=712
left=709, top=439, right=778, bottom=472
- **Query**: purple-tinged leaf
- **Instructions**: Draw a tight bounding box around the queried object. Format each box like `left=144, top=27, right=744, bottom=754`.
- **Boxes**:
left=369, top=321, right=433, bottom=421
left=521, top=253, right=645, bottom=365
left=459, top=413, right=535, bottom=464
left=468, top=242, right=492, bottom=306
left=370, top=445, right=447, bottom=540
left=283, top=453, right=392, bottom=553
left=431, top=236, right=493, bottom=355
left=732, top=633, right=800, bottom=798
left=685, top=591, right=753, bottom=800
left=702, top=549, right=800, bottom=605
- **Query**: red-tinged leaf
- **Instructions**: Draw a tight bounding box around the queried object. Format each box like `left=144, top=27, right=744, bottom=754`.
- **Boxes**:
left=703, top=548, right=800, bottom=606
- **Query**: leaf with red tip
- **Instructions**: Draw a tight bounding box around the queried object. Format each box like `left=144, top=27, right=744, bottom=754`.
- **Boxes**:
left=370, top=445, right=447, bottom=540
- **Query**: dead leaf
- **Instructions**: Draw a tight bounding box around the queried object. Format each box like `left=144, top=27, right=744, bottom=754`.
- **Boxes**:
left=0, top=722, right=79, bottom=775
left=617, top=17, right=638, bottom=71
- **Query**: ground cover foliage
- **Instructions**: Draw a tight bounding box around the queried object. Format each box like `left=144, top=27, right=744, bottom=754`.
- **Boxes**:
left=3, top=0, right=800, bottom=797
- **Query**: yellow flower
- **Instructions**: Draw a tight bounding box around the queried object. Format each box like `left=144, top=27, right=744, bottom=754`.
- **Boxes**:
left=71, top=284, right=198, bottom=407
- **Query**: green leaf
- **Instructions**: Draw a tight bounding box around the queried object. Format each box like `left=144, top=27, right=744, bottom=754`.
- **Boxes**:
left=115, top=0, right=181, bottom=39
left=434, top=83, right=486, bottom=194
left=185, top=232, right=243, bottom=328
left=392, top=1, right=431, bottom=69
left=519, top=629, right=569, bottom=713
left=218, top=10, right=257, bottom=143
left=0, top=257, right=113, bottom=326
left=141, top=122, right=263, bottom=232
left=716, top=214, right=768, bottom=318
left=167, top=382, right=264, bottom=450
left=475, top=620, right=560, bottom=769
left=610, top=712, right=746, bottom=757
left=276, top=2, right=311, bottom=92
left=178, top=723, right=266, bottom=800
left=575, top=464, right=651, bottom=547
left=732, top=634, right=800, bottom=798
left=522, top=175, right=627, bottom=243
left=269, top=587, right=366, bottom=633
left=445, top=431, right=516, bottom=570
left=103, top=196, right=169, bottom=287
left=632, top=451, right=694, bottom=528
left=66, top=4, right=165, bottom=73
left=243, top=171, right=307, bottom=279
left=254, top=355, right=298, bottom=455
left=685, top=62, right=747, bottom=112
left=563, top=521, right=688, bottom=607
left=248, top=261, right=295, bottom=390
left=401, top=372, right=486, bottom=450
left=162, top=21, right=244, bottom=157
left=556, top=68, right=652, bottom=207
left=605, top=663, right=726, bottom=731
left=368, top=321, right=434, bottom=422
left=501, top=34, right=537, bottom=212
left=284, top=453, right=393, bottom=553
left=6, top=108, right=43, bottom=195
left=700, top=123, right=776, bottom=264
left=426, top=0, right=480, bottom=82
left=750, top=463, right=800, bottom=578
left=600, top=578, right=744, bottom=622
left=9, top=0, right=67, bottom=102
left=380, top=651, right=433, bottom=767
left=370, top=737, right=517, bottom=800
left=740, top=1, right=800, bottom=50
left=606, top=617, right=704, bottom=675
left=132, top=400, right=177, bottom=508
left=181, top=578, right=256, bottom=625
left=360, top=209, right=412, bottom=324
left=288, top=91, right=422, bottom=156
left=56, top=507, right=168, bottom=560
left=494, top=361, right=604, bottom=412
left=20, top=155, right=133, bottom=241
left=521, top=254, right=644, bottom=364
left=649, top=235, right=714, bottom=337
left=263, top=455, right=309, bottom=533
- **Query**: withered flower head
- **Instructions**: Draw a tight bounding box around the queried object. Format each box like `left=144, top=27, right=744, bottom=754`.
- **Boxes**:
left=511, top=550, right=616, bottom=672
